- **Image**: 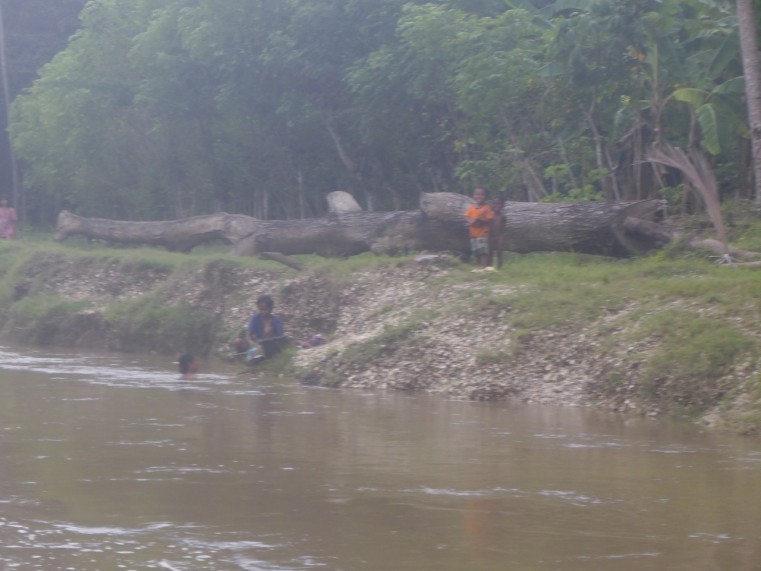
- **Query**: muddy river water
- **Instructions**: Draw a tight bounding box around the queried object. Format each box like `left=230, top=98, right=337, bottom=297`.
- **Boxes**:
left=0, top=344, right=760, bottom=570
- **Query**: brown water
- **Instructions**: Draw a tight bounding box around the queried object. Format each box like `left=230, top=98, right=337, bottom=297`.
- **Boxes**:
left=0, top=345, right=760, bottom=571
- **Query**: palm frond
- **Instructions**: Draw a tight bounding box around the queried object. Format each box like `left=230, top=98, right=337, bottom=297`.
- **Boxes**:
left=648, top=143, right=727, bottom=249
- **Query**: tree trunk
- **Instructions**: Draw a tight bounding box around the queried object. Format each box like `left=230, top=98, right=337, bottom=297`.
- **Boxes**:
left=54, top=210, right=261, bottom=253
left=55, top=192, right=671, bottom=259
left=419, top=192, right=666, bottom=257
left=0, top=2, right=21, bottom=220
left=737, top=0, right=761, bottom=204
left=623, top=216, right=761, bottom=261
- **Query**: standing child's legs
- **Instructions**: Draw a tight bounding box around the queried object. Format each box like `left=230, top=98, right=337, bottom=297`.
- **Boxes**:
left=492, top=235, right=504, bottom=269
left=471, top=236, right=490, bottom=268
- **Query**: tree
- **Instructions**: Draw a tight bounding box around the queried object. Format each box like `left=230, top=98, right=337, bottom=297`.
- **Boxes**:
left=736, top=0, right=761, bottom=204
left=0, top=1, right=20, bottom=214
left=11, top=0, right=162, bottom=219
left=8, top=0, right=757, bottom=224
left=0, top=0, right=85, bottom=221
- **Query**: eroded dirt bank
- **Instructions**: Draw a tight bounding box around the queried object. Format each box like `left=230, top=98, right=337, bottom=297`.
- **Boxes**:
left=0, top=251, right=758, bottom=432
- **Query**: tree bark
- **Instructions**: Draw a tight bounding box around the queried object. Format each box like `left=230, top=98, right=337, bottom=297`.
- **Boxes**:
left=0, top=2, right=21, bottom=220
left=55, top=191, right=671, bottom=258
left=623, top=216, right=761, bottom=261
left=419, top=192, right=666, bottom=257
left=54, top=210, right=261, bottom=253
left=737, top=0, right=761, bottom=204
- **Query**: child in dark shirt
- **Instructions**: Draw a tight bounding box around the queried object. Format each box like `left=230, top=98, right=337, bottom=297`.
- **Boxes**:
left=490, top=194, right=505, bottom=269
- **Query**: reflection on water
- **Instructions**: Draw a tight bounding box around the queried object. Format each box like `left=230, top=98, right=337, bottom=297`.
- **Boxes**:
left=0, top=344, right=760, bottom=570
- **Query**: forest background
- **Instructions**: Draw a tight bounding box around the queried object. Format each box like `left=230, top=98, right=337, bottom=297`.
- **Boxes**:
left=0, top=0, right=758, bottom=227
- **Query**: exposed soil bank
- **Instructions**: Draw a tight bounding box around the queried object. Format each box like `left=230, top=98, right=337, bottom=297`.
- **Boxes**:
left=0, top=247, right=759, bottom=434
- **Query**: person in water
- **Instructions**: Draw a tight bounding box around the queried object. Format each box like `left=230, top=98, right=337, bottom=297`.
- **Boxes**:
left=246, top=294, right=285, bottom=360
left=178, top=353, right=198, bottom=380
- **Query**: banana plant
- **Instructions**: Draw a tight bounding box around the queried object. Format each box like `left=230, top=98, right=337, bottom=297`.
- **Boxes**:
left=670, top=76, right=748, bottom=155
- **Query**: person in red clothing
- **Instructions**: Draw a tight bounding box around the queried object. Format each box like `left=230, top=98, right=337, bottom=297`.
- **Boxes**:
left=464, top=187, right=494, bottom=270
left=0, top=197, right=17, bottom=239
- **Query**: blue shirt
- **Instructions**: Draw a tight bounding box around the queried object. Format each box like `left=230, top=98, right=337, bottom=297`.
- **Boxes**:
left=247, top=313, right=283, bottom=341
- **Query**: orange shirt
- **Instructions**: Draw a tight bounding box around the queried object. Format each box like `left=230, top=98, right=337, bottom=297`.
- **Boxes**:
left=464, top=203, right=494, bottom=238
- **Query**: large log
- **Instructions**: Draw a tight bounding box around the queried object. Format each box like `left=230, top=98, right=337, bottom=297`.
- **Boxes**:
left=420, top=192, right=666, bottom=257
left=54, top=210, right=260, bottom=253
left=623, top=216, right=761, bottom=261
left=54, top=192, right=669, bottom=258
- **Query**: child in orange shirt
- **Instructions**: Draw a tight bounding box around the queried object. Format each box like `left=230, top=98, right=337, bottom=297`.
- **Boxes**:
left=464, top=187, right=494, bottom=270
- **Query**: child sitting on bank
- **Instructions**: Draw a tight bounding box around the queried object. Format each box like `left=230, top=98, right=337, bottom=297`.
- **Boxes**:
left=245, top=294, right=287, bottom=362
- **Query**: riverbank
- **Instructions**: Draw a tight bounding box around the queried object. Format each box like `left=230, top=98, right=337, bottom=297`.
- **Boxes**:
left=0, top=235, right=760, bottom=433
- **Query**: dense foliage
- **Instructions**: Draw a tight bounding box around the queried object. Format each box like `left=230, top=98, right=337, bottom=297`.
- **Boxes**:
left=0, top=0, right=86, bottom=217
left=6, top=0, right=756, bottom=222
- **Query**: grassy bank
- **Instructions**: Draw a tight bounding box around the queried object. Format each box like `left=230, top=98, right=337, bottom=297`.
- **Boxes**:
left=0, top=227, right=760, bottom=433
left=0, top=238, right=271, bottom=352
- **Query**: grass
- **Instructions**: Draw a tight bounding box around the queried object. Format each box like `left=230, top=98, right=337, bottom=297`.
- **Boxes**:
left=6, top=228, right=761, bottom=341
left=630, top=311, right=757, bottom=411
left=247, top=346, right=298, bottom=376
left=442, top=245, right=761, bottom=424
left=309, top=251, right=408, bottom=279
left=723, top=373, right=761, bottom=434
left=340, top=319, right=428, bottom=366
left=5, top=295, right=93, bottom=344
left=480, top=251, right=761, bottom=324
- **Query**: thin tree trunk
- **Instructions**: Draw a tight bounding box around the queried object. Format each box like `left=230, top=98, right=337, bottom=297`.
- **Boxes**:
left=326, top=118, right=370, bottom=208
left=509, top=134, right=547, bottom=201
left=584, top=102, right=616, bottom=199
left=737, top=0, right=761, bottom=204
left=0, top=2, right=21, bottom=221
left=557, top=137, right=580, bottom=190
left=604, top=145, right=621, bottom=200
left=297, top=168, right=306, bottom=219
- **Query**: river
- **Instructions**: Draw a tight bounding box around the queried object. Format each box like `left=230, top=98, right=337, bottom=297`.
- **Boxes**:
left=0, top=344, right=759, bottom=570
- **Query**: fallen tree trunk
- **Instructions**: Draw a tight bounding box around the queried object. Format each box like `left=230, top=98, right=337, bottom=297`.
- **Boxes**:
left=55, top=192, right=673, bottom=258
left=420, top=193, right=666, bottom=257
left=622, top=216, right=761, bottom=261
left=54, top=210, right=260, bottom=253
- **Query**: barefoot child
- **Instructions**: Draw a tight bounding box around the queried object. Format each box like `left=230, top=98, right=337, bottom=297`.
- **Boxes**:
left=489, top=194, right=505, bottom=269
left=464, top=187, right=494, bottom=270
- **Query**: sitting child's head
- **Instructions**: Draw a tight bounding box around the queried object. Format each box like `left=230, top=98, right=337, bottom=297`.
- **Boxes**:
left=256, top=294, right=275, bottom=314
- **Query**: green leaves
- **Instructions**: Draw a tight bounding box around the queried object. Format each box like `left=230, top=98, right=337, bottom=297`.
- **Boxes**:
left=6, top=0, right=757, bottom=222
left=672, top=78, right=747, bottom=155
